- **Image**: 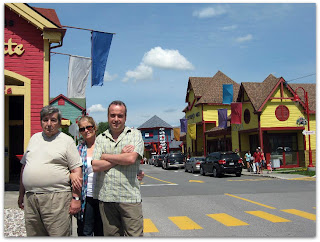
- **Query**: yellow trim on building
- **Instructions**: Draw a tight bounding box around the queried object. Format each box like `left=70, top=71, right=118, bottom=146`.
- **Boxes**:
left=5, top=3, right=58, bottom=30
left=4, top=70, right=31, bottom=182
left=43, top=39, right=50, bottom=105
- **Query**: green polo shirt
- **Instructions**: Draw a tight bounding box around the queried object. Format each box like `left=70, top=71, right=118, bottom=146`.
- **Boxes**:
left=93, top=126, right=144, bottom=203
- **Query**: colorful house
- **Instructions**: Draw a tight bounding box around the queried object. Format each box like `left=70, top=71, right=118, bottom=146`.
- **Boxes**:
left=138, top=115, right=173, bottom=158
left=50, top=94, right=86, bottom=126
left=183, top=71, right=240, bottom=157
left=234, top=74, right=316, bottom=167
left=4, top=3, right=65, bottom=182
left=184, top=71, right=316, bottom=168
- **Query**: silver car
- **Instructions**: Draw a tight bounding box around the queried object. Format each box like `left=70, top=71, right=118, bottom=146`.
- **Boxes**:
left=185, top=156, right=205, bottom=173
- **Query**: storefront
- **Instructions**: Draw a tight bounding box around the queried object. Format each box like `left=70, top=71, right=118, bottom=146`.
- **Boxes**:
left=4, top=3, right=65, bottom=182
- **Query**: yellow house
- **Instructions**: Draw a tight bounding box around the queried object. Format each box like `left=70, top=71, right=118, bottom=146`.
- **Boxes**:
left=184, top=72, right=316, bottom=168
left=183, top=71, right=240, bottom=157
left=235, top=74, right=316, bottom=168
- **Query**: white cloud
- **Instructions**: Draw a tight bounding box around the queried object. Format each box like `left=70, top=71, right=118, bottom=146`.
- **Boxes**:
left=142, top=47, right=194, bottom=71
left=193, top=6, right=228, bottom=18
left=122, top=63, right=153, bottom=82
left=235, top=34, right=253, bottom=43
left=87, top=104, right=108, bottom=113
left=104, top=72, right=118, bottom=82
left=221, top=25, right=237, bottom=31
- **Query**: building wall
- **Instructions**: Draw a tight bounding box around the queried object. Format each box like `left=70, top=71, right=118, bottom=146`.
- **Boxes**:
left=50, top=99, right=83, bottom=124
left=141, top=128, right=172, bottom=143
left=5, top=7, right=44, bottom=135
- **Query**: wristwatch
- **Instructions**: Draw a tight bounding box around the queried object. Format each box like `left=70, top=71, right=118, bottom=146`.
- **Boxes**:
left=72, top=196, right=80, bottom=201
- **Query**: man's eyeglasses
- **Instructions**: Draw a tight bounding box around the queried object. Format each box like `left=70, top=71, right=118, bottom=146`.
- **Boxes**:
left=79, top=125, right=94, bottom=132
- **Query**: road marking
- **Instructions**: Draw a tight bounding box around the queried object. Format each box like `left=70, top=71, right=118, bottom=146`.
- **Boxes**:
left=141, top=184, right=178, bottom=187
left=144, top=219, right=159, bottom=233
left=189, top=180, right=204, bottom=183
left=246, top=211, right=291, bottom=223
left=228, top=178, right=273, bottom=181
left=287, top=177, right=316, bottom=181
left=225, top=193, right=277, bottom=209
left=207, top=213, right=249, bottom=226
left=169, top=216, right=203, bottom=230
left=145, top=174, right=177, bottom=185
left=281, top=209, right=316, bottom=221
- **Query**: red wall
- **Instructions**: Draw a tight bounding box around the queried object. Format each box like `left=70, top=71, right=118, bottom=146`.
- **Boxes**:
left=5, top=7, right=44, bottom=135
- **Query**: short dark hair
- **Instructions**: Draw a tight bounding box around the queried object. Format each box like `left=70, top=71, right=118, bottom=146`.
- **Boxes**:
left=108, top=100, right=127, bottom=116
left=40, top=105, right=62, bottom=123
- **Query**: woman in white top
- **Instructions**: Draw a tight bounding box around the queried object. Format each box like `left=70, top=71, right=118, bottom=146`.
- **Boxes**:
left=70, top=116, right=144, bottom=236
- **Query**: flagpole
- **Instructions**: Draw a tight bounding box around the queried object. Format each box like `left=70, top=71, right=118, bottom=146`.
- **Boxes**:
left=51, top=52, right=91, bottom=59
left=61, top=25, right=116, bottom=35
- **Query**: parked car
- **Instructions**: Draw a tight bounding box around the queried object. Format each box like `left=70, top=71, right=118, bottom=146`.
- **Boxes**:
left=149, top=155, right=158, bottom=165
left=154, top=154, right=165, bottom=167
left=185, top=156, right=205, bottom=173
left=200, top=151, right=242, bottom=177
left=162, top=152, right=185, bottom=170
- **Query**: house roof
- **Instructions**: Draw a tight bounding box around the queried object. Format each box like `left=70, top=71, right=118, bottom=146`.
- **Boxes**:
left=30, top=6, right=62, bottom=27
left=186, top=71, right=240, bottom=106
left=240, top=74, right=316, bottom=112
left=138, top=115, right=173, bottom=129
left=50, top=94, right=86, bottom=111
left=169, top=140, right=183, bottom=149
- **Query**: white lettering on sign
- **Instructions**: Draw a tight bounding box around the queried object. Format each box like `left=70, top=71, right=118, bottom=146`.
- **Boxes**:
left=302, top=130, right=315, bottom=135
left=4, top=38, right=25, bottom=56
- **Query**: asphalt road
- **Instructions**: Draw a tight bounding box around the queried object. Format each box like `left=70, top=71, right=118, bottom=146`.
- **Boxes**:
left=140, top=164, right=316, bottom=238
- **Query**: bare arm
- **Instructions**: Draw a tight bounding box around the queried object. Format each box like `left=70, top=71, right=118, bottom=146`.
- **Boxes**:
left=69, top=167, right=82, bottom=215
left=18, top=165, right=25, bottom=209
left=100, top=149, right=139, bottom=166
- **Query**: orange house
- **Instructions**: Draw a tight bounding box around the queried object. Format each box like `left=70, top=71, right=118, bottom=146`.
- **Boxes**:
left=4, top=3, right=66, bottom=183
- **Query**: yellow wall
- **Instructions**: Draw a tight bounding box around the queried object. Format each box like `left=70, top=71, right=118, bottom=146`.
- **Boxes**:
left=203, top=105, right=231, bottom=122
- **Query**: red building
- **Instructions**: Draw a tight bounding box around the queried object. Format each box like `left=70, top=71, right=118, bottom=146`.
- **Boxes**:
left=4, top=3, right=65, bottom=182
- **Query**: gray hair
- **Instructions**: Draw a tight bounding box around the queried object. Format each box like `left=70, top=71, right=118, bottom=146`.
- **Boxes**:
left=40, top=105, right=62, bottom=123
left=108, top=100, right=127, bottom=117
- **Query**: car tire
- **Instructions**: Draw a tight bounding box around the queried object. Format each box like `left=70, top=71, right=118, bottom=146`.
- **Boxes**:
left=185, top=167, right=188, bottom=172
left=200, top=167, right=205, bottom=176
left=191, top=167, right=195, bottom=174
left=236, top=172, right=241, bottom=177
left=212, top=167, right=217, bottom=177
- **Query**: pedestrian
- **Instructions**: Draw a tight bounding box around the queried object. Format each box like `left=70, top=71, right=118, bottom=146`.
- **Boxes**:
left=18, top=105, right=82, bottom=236
left=244, top=151, right=252, bottom=172
left=92, top=100, right=144, bottom=236
left=70, top=115, right=145, bottom=236
left=253, top=148, right=261, bottom=174
left=260, top=148, right=266, bottom=174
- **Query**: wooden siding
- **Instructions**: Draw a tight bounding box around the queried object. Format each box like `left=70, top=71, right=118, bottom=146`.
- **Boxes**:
left=5, top=7, right=44, bottom=135
left=203, top=105, right=231, bottom=123
left=141, top=129, right=171, bottom=143
left=51, top=99, right=83, bottom=124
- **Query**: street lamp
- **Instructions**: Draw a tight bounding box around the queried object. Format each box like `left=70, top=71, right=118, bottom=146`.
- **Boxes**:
left=292, top=87, right=314, bottom=167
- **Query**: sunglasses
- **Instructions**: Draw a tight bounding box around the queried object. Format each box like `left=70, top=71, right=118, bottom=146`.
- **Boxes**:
left=79, top=125, right=94, bottom=132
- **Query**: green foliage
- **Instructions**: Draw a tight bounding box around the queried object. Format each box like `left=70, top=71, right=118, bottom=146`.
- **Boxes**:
left=97, top=121, right=109, bottom=136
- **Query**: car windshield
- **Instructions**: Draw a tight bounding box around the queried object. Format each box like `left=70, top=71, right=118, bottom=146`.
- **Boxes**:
left=195, top=157, right=205, bottom=161
left=221, top=154, right=240, bottom=160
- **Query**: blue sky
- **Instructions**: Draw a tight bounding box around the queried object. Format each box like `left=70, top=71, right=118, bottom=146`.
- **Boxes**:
left=28, top=2, right=316, bottom=128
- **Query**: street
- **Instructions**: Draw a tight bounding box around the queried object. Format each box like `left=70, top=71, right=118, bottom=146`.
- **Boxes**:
left=140, top=164, right=316, bottom=237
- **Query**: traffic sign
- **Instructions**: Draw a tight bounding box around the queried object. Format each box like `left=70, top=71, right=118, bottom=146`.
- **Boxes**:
left=302, top=130, right=315, bottom=135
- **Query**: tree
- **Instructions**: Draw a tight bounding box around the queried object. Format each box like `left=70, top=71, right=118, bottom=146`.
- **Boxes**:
left=97, top=121, right=109, bottom=136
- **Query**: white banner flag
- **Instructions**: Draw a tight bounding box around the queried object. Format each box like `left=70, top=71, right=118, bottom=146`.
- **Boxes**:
left=67, top=55, right=92, bottom=98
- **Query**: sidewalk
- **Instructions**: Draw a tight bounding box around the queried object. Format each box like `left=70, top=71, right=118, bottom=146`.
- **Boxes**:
left=241, top=169, right=315, bottom=180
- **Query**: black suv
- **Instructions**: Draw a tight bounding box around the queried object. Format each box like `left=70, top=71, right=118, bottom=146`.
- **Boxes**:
left=154, top=154, right=165, bottom=167
left=162, top=153, right=185, bottom=170
left=200, top=151, right=242, bottom=177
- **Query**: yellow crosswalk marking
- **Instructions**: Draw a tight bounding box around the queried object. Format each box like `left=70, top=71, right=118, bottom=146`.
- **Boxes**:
left=144, top=219, right=159, bottom=233
left=189, top=180, right=204, bottom=183
left=207, top=213, right=249, bottom=226
left=246, top=211, right=291, bottom=223
left=281, top=209, right=316, bottom=221
left=168, top=216, right=203, bottom=230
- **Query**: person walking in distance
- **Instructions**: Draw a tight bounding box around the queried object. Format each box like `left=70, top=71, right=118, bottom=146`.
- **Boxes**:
left=253, top=148, right=261, bottom=174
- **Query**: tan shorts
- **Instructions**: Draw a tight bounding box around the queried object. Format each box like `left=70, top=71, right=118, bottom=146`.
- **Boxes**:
left=99, top=202, right=143, bottom=236
left=24, top=191, right=72, bottom=236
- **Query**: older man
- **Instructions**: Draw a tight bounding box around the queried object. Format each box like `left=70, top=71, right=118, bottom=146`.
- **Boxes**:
left=18, top=105, right=82, bottom=236
left=92, top=100, right=144, bottom=236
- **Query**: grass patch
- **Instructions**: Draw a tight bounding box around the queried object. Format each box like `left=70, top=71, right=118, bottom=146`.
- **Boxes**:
left=273, top=168, right=316, bottom=177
